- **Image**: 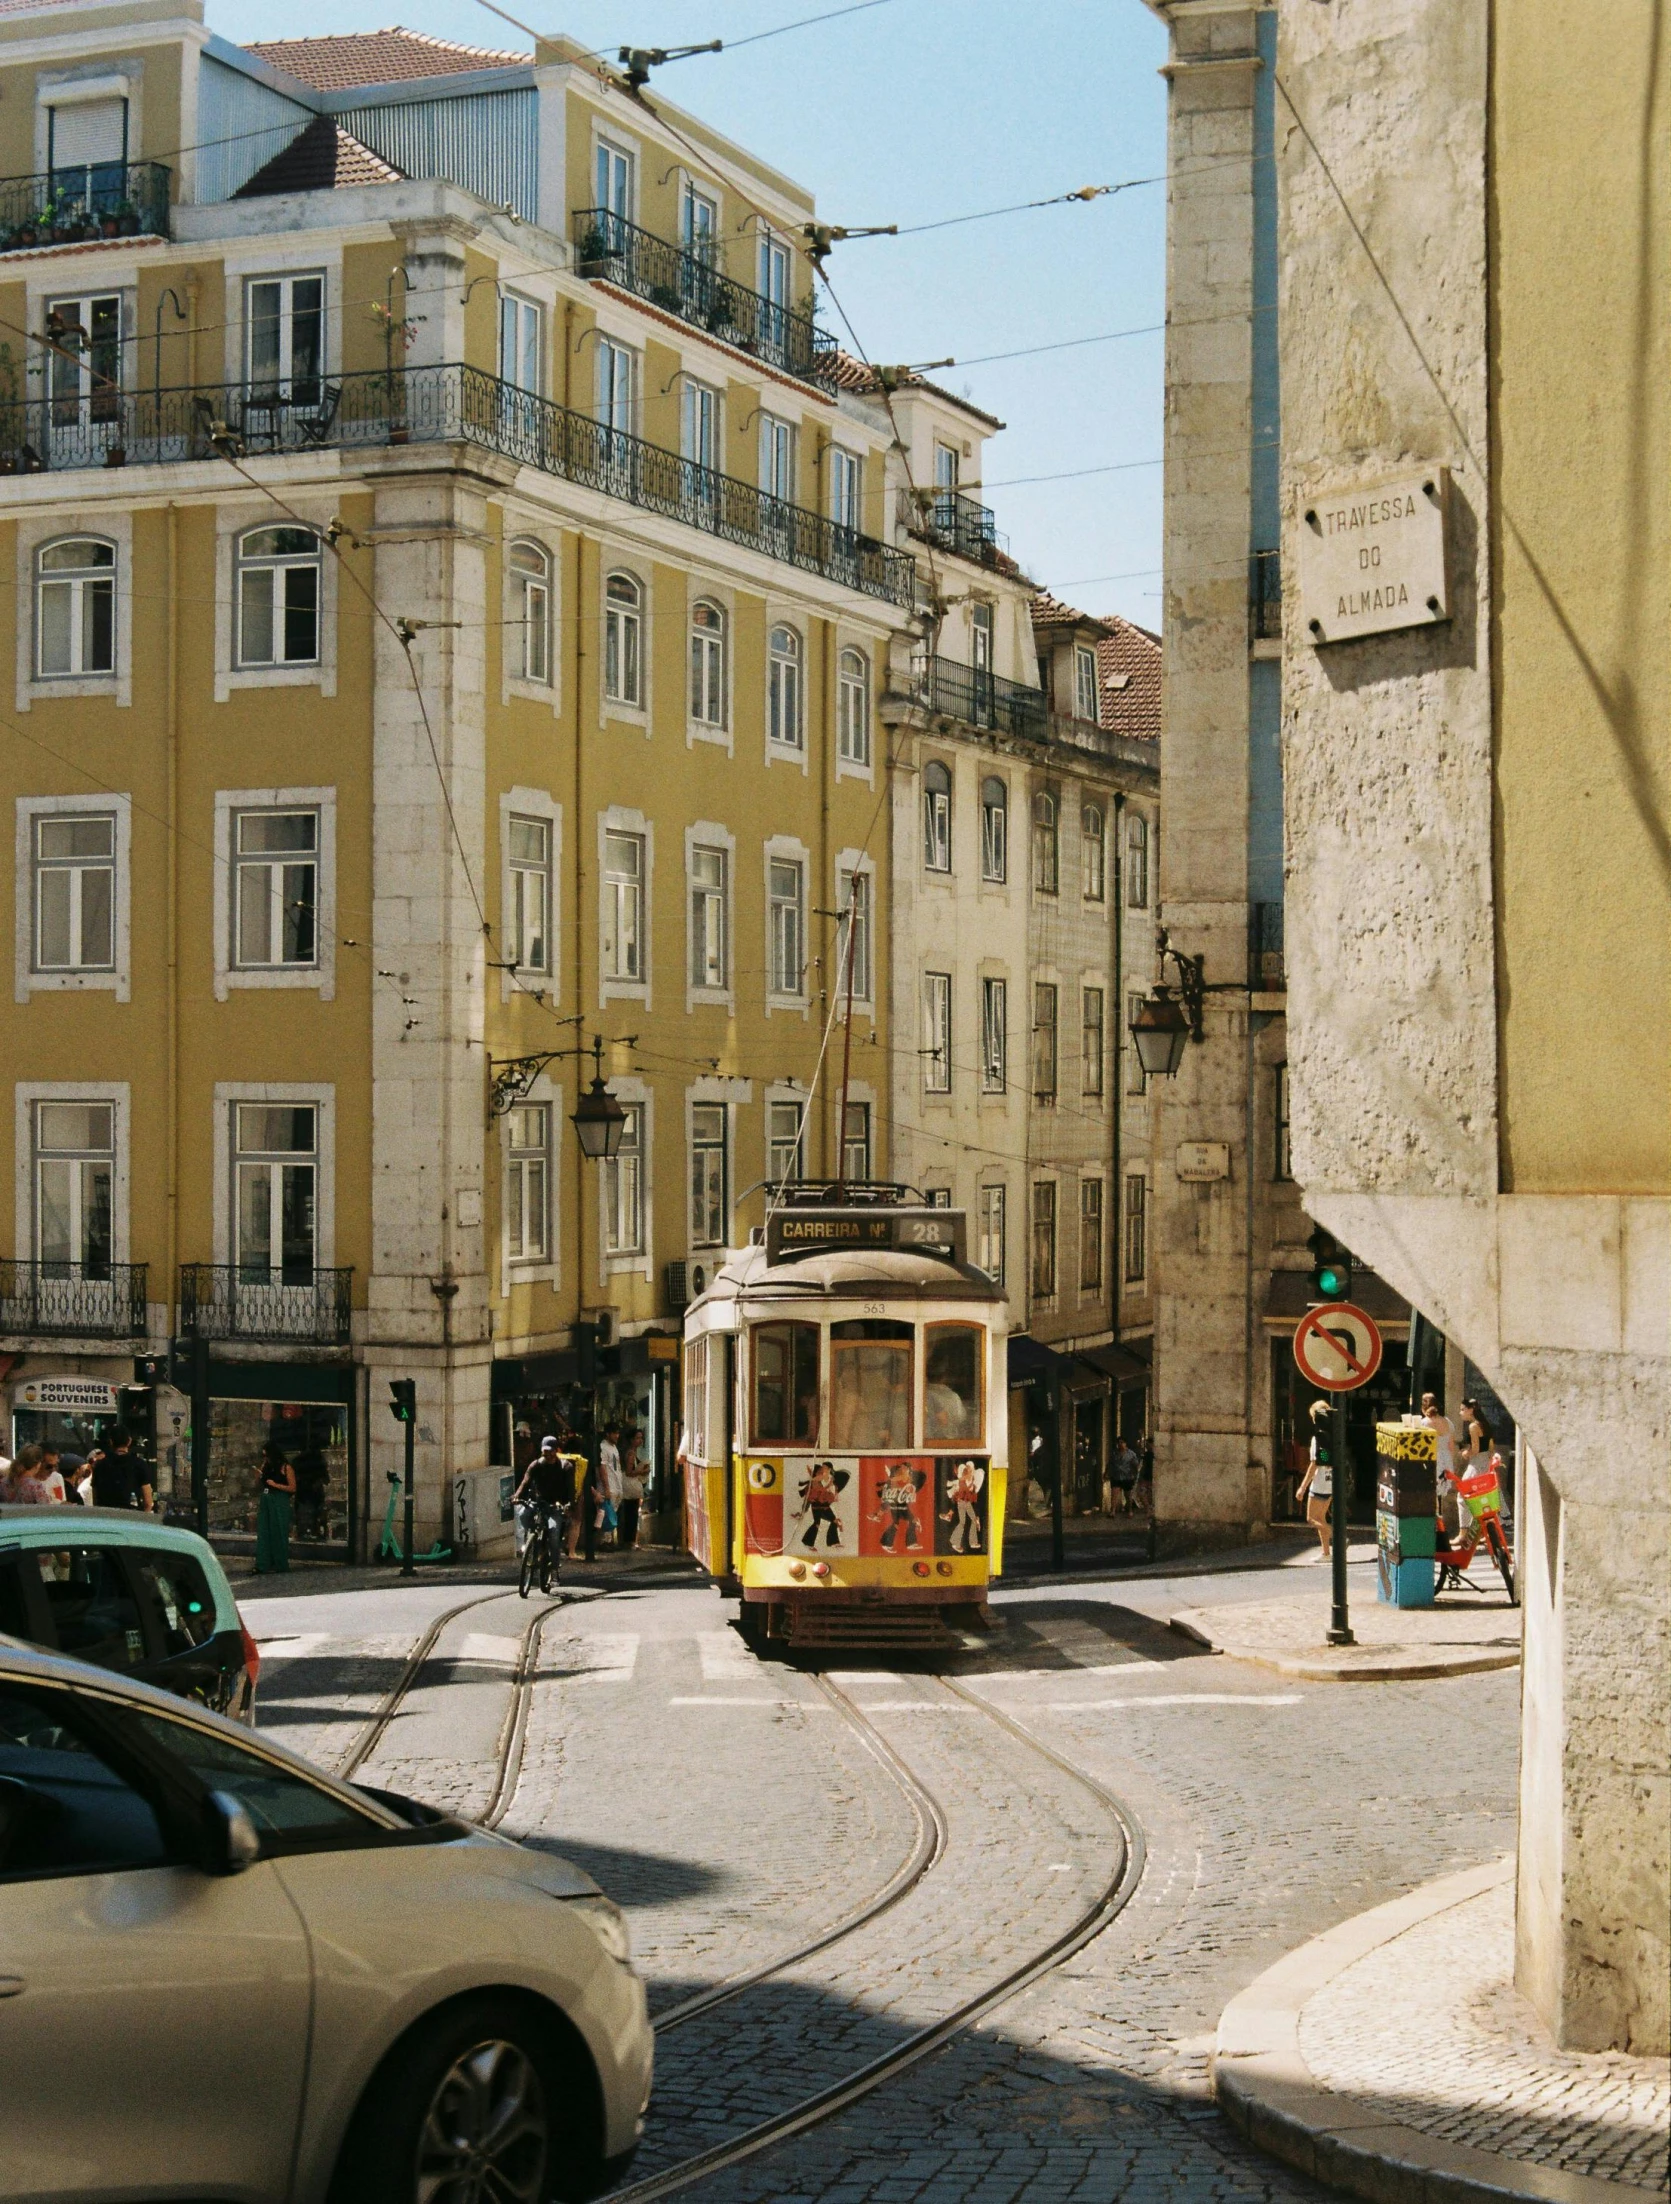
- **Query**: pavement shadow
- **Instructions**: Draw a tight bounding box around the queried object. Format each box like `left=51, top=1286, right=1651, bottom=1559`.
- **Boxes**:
left=516, top=1834, right=733, bottom=1908
left=952, top=1599, right=1205, bottom=1676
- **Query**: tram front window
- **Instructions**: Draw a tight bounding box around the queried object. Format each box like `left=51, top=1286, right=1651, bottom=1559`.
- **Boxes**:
left=925, top=1323, right=984, bottom=1444
left=753, top=1322, right=820, bottom=1447
left=829, top=1319, right=913, bottom=1451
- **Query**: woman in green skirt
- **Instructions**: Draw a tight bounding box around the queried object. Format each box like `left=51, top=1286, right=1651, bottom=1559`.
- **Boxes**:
left=255, top=1443, right=297, bottom=1573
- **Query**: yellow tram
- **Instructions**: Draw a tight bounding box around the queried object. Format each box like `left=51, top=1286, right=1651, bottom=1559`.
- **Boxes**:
left=680, top=1185, right=1008, bottom=1651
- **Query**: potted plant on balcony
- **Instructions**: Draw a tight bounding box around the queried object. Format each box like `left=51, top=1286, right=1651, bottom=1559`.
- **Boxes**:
left=116, top=199, right=141, bottom=236
left=575, top=224, right=613, bottom=275
left=0, top=344, right=22, bottom=470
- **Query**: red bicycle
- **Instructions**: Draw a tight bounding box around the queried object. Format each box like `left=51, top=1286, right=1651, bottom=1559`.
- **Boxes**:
left=1436, top=1460, right=1516, bottom=1604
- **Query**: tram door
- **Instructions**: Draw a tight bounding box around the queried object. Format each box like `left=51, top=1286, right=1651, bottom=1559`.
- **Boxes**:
left=719, top=1333, right=737, bottom=1579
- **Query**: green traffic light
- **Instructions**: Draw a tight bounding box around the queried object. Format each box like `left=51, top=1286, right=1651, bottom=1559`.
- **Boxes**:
left=1317, top=1265, right=1345, bottom=1297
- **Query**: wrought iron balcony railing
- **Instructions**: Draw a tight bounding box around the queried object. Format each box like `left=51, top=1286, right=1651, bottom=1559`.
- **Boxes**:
left=1250, top=548, right=1282, bottom=642
left=901, top=485, right=1001, bottom=566
left=1249, top=900, right=1285, bottom=991
left=0, top=1260, right=148, bottom=1339
left=920, top=654, right=1048, bottom=742
left=180, top=1264, right=353, bottom=1346
left=573, top=209, right=836, bottom=389
left=0, top=363, right=916, bottom=609
left=0, top=162, right=169, bottom=255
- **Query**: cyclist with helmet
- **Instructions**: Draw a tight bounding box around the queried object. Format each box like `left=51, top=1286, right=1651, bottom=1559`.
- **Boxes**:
left=514, top=1436, right=577, bottom=1587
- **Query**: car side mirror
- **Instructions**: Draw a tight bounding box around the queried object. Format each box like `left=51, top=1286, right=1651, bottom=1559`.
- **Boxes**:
left=201, top=1789, right=261, bottom=1875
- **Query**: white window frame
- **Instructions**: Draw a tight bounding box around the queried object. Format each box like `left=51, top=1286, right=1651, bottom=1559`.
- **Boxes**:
left=681, top=178, right=719, bottom=264
left=841, top=1093, right=873, bottom=1185
left=981, top=974, right=1007, bottom=1095
left=498, top=788, right=562, bottom=1006
left=765, top=837, right=809, bottom=1013
left=1080, top=1173, right=1105, bottom=1297
left=829, top=445, right=862, bottom=536
left=243, top=269, right=327, bottom=402
left=235, top=524, right=322, bottom=671
left=1031, top=1176, right=1059, bottom=1303
left=211, top=1081, right=335, bottom=1272
left=499, top=290, right=543, bottom=397
left=13, top=1081, right=130, bottom=1268
left=214, top=499, right=337, bottom=702
left=1083, top=980, right=1106, bottom=1099
left=834, top=850, right=875, bottom=1013
left=980, top=776, right=1008, bottom=884
left=598, top=807, right=652, bottom=1007
left=14, top=510, right=131, bottom=714
left=688, top=1095, right=730, bottom=1252
left=212, top=786, right=337, bottom=1003
left=686, top=821, right=735, bottom=1012
left=15, top=791, right=132, bottom=1002
left=1127, top=809, right=1151, bottom=909
left=765, top=1086, right=807, bottom=1193
left=766, top=620, right=805, bottom=760
left=977, top=1181, right=1006, bottom=1288
left=600, top=1079, right=652, bottom=1280
left=922, top=758, right=952, bottom=874
left=506, top=536, right=554, bottom=692
left=601, top=564, right=647, bottom=721
left=1124, top=1170, right=1148, bottom=1286
left=1082, top=803, right=1106, bottom=902
left=689, top=596, right=728, bottom=733
left=1075, top=643, right=1098, bottom=724
left=836, top=644, right=871, bottom=776
left=596, top=336, right=637, bottom=437
left=922, top=970, right=952, bottom=1096
left=594, top=133, right=635, bottom=229
left=504, top=1096, right=553, bottom=1268
left=498, top=1071, right=560, bottom=1296
left=33, top=68, right=140, bottom=178
left=34, top=534, right=115, bottom=682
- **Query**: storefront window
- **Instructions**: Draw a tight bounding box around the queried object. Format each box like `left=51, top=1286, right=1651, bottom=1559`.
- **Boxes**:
left=752, top=1322, right=819, bottom=1447
left=204, top=1399, right=347, bottom=1545
left=923, top=1324, right=983, bottom=1445
left=829, top=1319, right=912, bottom=1451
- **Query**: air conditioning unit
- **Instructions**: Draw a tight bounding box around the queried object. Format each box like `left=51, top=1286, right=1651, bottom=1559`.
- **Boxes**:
left=665, top=1260, right=709, bottom=1312
left=591, top=1308, right=615, bottom=1349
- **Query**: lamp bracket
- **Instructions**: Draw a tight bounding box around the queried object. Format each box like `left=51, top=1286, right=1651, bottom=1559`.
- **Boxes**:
left=1155, top=926, right=1244, bottom=1043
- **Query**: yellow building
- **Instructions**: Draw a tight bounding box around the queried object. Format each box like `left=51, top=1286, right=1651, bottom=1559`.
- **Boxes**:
left=0, top=3, right=914, bottom=1555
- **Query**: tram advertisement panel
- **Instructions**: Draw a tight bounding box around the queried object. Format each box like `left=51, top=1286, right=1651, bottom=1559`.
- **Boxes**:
left=746, top=1456, right=989, bottom=1559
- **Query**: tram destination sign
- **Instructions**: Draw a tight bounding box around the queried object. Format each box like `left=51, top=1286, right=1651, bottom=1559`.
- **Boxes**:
left=1297, top=466, right=1450, bottom=645
left=767, top=1206, right=966, bottom=1267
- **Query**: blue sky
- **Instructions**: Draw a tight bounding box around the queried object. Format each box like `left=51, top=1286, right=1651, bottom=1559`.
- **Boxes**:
left=211, top=0, right=1171, bottom=628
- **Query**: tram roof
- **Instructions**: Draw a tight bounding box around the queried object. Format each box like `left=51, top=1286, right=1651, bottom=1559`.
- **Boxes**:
left=686, top=1241, right=1005, bottom=1320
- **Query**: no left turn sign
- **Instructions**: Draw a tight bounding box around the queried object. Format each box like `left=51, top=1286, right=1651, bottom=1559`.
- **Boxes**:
left=1292, top=1302, right=1384, bottom=1392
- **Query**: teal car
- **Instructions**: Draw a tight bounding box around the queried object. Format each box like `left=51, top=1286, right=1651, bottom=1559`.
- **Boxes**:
left=0, top=1508, right=258, bottom=1721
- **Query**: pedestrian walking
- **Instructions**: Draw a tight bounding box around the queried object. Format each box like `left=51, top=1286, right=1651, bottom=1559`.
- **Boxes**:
left=1110, top=1437, right=1140, bottom=1515
left=4, top=1444, right=57, bottom=1505
left=38, top=1444, right=79, bottom=1504
left=1422, top=1390, right=1463, bottom=1539
left=1296, top=1400, right=1334, bottom=1560
left=255, top=1443, right=296, bottom=1573
left=617, top=1424, right=644, bottom=1551
left=597, top=1423, right=622, bottom=1548
left=91, top=1429, right=153, bottom=1512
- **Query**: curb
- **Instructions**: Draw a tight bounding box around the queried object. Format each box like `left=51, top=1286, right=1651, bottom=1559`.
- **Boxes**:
left=1168, top=1610, right=1521, bottom=1682
left=1213, top=1858, right=1664, bottom=2204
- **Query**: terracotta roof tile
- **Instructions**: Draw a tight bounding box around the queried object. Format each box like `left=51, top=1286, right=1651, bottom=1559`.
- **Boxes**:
left=247, top=27, right=526, bottom=91
left=1030, top=588, right=1113, bottom=638
left=830, top=348, right=1004, bottom=431
left=1095, top=616, right=1161, bottom=741
left=235, top=114, right=403, bottom=197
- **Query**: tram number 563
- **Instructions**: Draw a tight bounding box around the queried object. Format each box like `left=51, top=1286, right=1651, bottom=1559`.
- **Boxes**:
left=862, top=1301, right=885, bottom=1316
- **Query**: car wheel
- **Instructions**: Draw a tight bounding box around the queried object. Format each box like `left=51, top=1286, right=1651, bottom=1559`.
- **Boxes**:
left=334, top=1994, right=585, bottom=2204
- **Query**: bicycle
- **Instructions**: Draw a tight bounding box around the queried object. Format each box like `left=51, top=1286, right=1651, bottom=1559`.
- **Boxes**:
left=517, top=1500, right=565, bottom=1598
left=1436, top=1461, right=1516, bottom=1604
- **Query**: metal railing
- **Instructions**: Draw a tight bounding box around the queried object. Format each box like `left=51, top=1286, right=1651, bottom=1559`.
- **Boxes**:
left=180, top=1264, right=353, bottom=1346
left=1250, top=548, right=1282, bottom=642
left=902, top=485, right=1001, bottom=565
left=0, top=1260, right=148, bottom=1339
left=0, top=362, right=916, bottom=608
left=0, top=162, right=169, bottom=255
left=573, top=209, right=836, bottom=388
left=920, top=654, right=1048, bottom=742
left=1249, top=900, right=1285, bottom=991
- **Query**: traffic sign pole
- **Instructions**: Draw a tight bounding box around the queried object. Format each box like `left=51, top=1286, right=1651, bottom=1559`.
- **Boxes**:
left=1292, top=1300, right=1380, bottom=1647
left=1328, top=1395, right=1354, bottom=1646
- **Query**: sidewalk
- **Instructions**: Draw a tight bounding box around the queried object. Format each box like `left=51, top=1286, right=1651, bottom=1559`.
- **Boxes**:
left=1215, top=1858, right=1670, bottom=2203
left=1170, top=1571, right=1521, bottom=1680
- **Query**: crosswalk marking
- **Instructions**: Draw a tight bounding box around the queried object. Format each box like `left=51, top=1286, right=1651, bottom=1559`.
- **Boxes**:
left=457, top=1633, right=522, bottom=1667
left=567, top=1634, right=640, bottom=1683
left=697, top=1631, right=760, bottom=1681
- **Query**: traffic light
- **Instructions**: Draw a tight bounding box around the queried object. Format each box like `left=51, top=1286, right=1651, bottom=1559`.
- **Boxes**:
left=389, top=1378, right=416, bottom=1425
left=1309, top=1226, right=1352, bottom=1303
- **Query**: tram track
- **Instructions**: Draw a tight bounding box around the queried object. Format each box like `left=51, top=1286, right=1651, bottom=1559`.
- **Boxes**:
left=609, top=1663, right=1147, bottom=2204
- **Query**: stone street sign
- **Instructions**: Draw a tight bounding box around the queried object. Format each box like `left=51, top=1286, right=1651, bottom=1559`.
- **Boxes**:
left=1297, top=467, right=1449, bottom=644
left=1176, top=1141, right=1230, bottom=1183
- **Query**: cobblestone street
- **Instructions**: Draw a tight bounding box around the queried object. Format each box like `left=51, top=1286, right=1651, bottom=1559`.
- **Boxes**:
left=252, top=1558, right=1524, bottom=2201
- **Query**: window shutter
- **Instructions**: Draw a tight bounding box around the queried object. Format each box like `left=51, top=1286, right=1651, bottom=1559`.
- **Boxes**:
left=50, top=98, right=128, bottom=169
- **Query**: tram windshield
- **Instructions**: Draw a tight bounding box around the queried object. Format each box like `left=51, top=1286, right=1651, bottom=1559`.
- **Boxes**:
left=924, top=1324, right=984, bottom=1445
left=829, top=1319, right=913, bottom=1451
left=753, top=1322, right=819, bottom=1447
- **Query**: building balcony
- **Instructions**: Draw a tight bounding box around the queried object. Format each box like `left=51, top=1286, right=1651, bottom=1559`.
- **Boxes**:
left=180, top=1264, right=353, bottom=1347
left=0, top=1260, right=148, bottom=1339
left=920, top=654, right=1048, bottom=742
left=1250, top=548, right=1282, bottom=642
left=572, top=209, right=836, bottom=389
left=0, top=362, right=916, bottom=610
left=901, top=485, right=1003, bottom=567
left=0, top=162, right=169, bottom=255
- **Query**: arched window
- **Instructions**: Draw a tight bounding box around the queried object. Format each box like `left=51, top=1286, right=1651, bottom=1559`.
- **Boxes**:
left=1082, top=803, right=1105, bottom=901
left=35, top=537, right=114, bottom=678
left=768, top=624, right=802, bottom=748
left=235, top=526, right=321, bottom=669
left=690, top=599, right=726, bottom=727
left=508, top=539, right=551, bottom=685
left=604, top=571, right=642, bottom=705
left=837, top=647, right=870, bottom=765
left=981, top=776, right=1008, bottom=882
left=1126, top=810, right=1150, bottom=908
left=923, top=758, right=952, bottom=873
left=1032, top=790, right=1059, bottom=896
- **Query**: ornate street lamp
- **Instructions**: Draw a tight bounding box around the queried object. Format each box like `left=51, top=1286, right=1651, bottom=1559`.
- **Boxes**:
left=571, top=1036, right=627, bottom=1161
left=1128, top=927, right=1243, bottom=1078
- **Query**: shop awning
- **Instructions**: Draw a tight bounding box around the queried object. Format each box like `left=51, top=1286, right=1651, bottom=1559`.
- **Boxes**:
left=1069, top=1339, right=1152, bottom=1386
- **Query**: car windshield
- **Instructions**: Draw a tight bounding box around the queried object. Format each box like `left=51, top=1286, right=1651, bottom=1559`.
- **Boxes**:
left=128, top=1711, right=379, bottom=1847
left=829, top=1320, right=913, bottom=1451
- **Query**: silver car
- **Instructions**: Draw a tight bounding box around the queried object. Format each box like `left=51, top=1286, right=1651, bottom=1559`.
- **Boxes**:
left=0, top=1641, right=651, bottom=2203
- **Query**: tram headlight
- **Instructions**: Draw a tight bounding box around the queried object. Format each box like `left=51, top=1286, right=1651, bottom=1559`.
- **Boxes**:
left=788, top=1561, right=807, bottom=1579
left=564, top=1893, right=632, bottom=1966
left=812, top=1561, right=831, bottom=1580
